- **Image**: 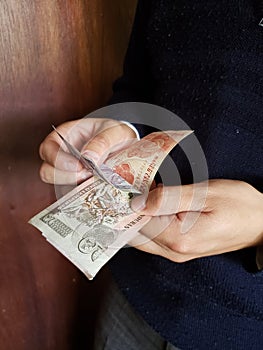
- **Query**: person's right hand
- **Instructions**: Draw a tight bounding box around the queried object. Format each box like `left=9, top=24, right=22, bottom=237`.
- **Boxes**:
left=39, top=118, right=137, bottom=184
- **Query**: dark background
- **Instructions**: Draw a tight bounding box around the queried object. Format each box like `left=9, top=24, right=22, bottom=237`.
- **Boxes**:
left=0, top=1, right=137, bottom=349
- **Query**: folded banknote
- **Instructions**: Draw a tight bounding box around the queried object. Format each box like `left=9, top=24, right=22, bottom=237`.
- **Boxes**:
left=29, top=130, right=192, bottom=279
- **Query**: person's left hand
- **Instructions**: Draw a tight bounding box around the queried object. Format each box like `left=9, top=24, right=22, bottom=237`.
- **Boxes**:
left=130, top=179, right=263, bottom=262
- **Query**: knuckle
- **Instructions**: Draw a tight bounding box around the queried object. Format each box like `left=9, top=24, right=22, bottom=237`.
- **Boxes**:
left=207, top=183, right=217, bottom=198
left=146, top=186, right=164, bottom=214
left=165, top=250, right=190, bottom=263
left=168, top=239, right=192, bottom=255
left=39, top=164, right=52, bottom=183
left=173, top=255, right=189, bottom=263
left=39, top=142, right=46, bottom=160
left=92, top=134, right=110, bottom=150
left=237, top=180, right=252, bottom=191
left=154, top=186, right=165, bottom=208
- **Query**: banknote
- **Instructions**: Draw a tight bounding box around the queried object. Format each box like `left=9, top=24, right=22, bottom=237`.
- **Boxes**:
left=29, top=130, right=192, bottom=279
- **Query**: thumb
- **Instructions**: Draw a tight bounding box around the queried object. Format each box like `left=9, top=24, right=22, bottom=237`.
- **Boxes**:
left=81, top=123, right=137, bottom=165
left=131, top=182, right=208, bottom=216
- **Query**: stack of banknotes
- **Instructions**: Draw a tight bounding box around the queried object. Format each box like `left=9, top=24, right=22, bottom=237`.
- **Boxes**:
left=30, top=130, right=191, bottom=279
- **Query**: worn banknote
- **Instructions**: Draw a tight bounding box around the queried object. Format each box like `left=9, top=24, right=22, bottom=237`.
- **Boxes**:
left=29, top=130, right=192, bottom=279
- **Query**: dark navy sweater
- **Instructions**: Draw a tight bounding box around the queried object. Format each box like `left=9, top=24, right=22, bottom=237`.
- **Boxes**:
left=109, top=1, right=263, bottom=349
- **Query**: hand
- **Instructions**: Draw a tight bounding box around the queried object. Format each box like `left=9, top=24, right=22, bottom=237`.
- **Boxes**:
left=130, top=180, right=263, bottom=262
left=39, top=118, right=137, bottom=184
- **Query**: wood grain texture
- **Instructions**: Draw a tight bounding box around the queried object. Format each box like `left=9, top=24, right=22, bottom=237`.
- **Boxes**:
left=0, top=1, right=137, bottom=349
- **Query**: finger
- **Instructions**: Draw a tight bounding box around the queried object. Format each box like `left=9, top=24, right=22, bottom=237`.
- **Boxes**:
left=131, top=234, right=193, bottom=263
left=40, top=162, right=92, bottom=185
left=127, top=214, right=203, bottom=262
left=39, top=137, right=83, bottom=172
left=143, top=212, right=215, bottom=255
left=128, top=236, right=164, bottom=255
left=138, top=212, right=202, bottom=246
left=140, top=214, right=176, bottom=240
left=127, top=215, right=173, bottom=247
left=128, top=232, right=152, bottom=247
left=132, top=216, right=196, bottom=262
left=81, top=123, right=137, bottom=164
left=131, top=182, right=209, bottom=216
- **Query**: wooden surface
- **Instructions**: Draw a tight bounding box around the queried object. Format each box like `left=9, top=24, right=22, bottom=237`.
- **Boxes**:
left=0, top=1, right=137, bottom=349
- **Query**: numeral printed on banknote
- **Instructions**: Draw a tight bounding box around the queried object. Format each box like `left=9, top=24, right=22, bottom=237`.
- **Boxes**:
left=29, top=130, right=192, bottom=279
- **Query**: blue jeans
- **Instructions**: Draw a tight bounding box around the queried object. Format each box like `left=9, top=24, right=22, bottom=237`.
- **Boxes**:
left=93, top=277, right=179, bottom=350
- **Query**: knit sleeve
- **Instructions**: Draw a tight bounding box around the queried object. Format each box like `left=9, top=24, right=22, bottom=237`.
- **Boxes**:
left=109, top=0, right=154, bottom=104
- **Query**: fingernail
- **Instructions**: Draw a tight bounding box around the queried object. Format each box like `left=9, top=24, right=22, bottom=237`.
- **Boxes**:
left=82, top=150, right=100, bottom=164
left=131, top=193, right=148, bottom=212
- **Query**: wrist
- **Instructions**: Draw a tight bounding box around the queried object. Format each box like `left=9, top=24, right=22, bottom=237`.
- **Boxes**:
left=120, top=121, right=140, bottom=140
